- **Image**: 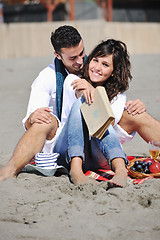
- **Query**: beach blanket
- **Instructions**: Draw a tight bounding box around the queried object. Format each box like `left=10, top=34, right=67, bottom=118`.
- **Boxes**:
left=85, top=168, right=153, bottom=185
left=22, top=155, right=155, bottom=184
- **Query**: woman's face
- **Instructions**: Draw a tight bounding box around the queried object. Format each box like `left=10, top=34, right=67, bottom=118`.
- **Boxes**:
left=88, top=54, right=114, bottom=86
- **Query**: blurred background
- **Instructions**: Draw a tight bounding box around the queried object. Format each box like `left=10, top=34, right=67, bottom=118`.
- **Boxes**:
left=0, top=0, right=160, bottom=59
left=0, top=1, right=160, bottom=156
left=1, top=0, right=160, bottom=23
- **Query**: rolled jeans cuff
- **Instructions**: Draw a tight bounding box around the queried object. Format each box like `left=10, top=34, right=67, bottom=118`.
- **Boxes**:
left=66, top=145, right=85, bottom=164
left=107, top=147, right=128, bottom=168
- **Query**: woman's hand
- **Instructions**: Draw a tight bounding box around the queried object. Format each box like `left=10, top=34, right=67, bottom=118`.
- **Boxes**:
left=125, top=99, right=146, bottom=115
left=71, top=79, right=95, bottom=104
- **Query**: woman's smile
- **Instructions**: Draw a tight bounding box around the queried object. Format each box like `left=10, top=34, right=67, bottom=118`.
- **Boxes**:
left=89, top=54, right=114, bottom=86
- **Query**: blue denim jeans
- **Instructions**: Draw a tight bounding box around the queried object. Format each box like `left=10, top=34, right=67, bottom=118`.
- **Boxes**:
left=53, top=98, right=128, bottom=172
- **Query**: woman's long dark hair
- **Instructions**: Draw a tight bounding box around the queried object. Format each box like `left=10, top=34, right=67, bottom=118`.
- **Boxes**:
left=82, top=39, right=132, bottom=101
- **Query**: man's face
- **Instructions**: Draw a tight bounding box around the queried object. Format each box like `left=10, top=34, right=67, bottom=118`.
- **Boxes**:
left=55, top=40, right=85, bottom=74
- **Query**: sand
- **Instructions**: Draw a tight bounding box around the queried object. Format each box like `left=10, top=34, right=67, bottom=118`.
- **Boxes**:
left=0, top=54, right=160, bottom=240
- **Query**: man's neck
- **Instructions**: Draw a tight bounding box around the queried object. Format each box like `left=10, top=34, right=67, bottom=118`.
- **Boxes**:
left=66, top=68, right=81, bottom=76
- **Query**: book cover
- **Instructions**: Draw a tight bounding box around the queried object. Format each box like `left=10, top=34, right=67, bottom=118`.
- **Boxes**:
left=80, top=86, right=115, bottom=139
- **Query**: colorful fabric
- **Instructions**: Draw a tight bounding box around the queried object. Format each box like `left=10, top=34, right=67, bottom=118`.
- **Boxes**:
left=22, top=153, right=67, bottom=176
left=35, top=152, right=60, bottom=169
left=85, top=169, right=153, bottom=185
left=84, top=156, right=154, bottom=184
left=23, top=155, right=156, bottom=184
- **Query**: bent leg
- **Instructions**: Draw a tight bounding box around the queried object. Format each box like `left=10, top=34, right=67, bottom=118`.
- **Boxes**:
left=92, top=125, right=128, bottom=187
left=0, top=115, right=58, bottom=181
left=119, top=110, right=160, bottom=143
left=54, top=98, right=85, bottom=164
left=92, top=125, right=127, bottom=167
left=55, top=99, right=128, bottom=186
left=54, top=98, right=92, bottom=185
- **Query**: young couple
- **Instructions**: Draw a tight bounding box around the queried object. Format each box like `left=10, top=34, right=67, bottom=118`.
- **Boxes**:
left=0, top=25, right=159, bottom=188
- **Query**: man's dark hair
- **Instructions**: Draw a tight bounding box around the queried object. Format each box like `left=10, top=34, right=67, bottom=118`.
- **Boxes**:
left=51, top=25, right=82, bottom=55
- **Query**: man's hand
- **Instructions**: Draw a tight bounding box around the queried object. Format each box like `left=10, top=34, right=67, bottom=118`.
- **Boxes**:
left=71, top=79, right=95, bottom=104
left=125, top=99, right=146, bottom=115
left=28, top=107, right=52, bottom=125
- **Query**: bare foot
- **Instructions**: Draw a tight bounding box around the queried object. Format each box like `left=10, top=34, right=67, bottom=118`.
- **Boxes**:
left=69, top=156, right=96, bottom=185
left=70, top=171, right=95, bottom=185
left=108, top=168, right=127, bottom=188
left=0, top=164, right=17, bottom=181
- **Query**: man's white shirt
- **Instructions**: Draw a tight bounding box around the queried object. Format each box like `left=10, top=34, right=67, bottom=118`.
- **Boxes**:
left=22, top=69, right=135, bottom=153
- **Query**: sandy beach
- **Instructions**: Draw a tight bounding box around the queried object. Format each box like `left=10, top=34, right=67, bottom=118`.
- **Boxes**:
left=0, top=54, right=160, bottom=240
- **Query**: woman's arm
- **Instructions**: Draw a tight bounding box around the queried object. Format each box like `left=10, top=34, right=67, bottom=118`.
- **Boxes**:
left=61, top=74, right=95, bottom=125
left=111, top=93, right=126, bottom=126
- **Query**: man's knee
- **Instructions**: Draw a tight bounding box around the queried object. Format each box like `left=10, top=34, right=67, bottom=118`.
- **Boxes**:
left=46, top=115, right=58, bottom=140
left=30, top=115, right=58, bottom=140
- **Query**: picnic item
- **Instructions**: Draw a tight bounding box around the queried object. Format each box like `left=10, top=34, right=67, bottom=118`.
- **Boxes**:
left=127, top=157, right=160, bottom=179
left=148, top=140, right=160, bottom=160
left=23, top=155, right=160, bottom=183
left=22, top=153, right=67, bottom=176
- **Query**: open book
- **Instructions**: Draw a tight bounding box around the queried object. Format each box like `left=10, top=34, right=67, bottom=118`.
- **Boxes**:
left=80, top=86, right=115, bottom=139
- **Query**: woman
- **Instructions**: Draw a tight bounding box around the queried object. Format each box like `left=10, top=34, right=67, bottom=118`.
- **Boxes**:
left=61, top=39, right=136, bottom=145
left=53, top=39, right=131, bottom=188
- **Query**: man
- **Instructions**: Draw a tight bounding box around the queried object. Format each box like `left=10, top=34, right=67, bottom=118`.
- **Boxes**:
left=0, top=25, right=156, bottom=183
left=0, top=25, right=88, bottom=180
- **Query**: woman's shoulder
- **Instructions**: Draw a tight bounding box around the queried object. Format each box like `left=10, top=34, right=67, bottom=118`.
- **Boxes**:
left=111, top=92, right=126, bottom=105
